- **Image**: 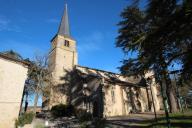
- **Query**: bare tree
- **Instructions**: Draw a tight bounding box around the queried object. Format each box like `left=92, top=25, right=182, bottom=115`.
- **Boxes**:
left=27, top=54, right=52, bottom=114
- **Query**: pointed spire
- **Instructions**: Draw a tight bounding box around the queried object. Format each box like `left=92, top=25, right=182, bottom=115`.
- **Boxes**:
left=58, top=4, right=70, bottom=37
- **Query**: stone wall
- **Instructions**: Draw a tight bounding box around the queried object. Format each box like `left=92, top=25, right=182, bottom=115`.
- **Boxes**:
left=0, top=57, right=28, bottom=128
left=103, top=85, right=130, bottom=117
left=103, top=83, right=161, bottom=117
left=49, top=35, right=78, bottom=108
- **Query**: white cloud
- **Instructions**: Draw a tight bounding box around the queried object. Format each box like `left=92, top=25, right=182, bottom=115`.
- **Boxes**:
left=0, top=16, right=21, bottom=32
left=0, top=17, right=10, bottom=31
left=77, top=32, right=104, bottom=54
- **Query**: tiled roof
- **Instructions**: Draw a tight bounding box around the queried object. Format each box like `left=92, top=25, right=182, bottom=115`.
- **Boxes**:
left=0, top=52, right=30, bottom=67
left=75, top=65, right=146, bottom=87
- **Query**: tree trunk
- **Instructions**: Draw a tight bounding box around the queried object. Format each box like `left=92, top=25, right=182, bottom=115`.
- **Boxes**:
left=184, top=99, right=188, bottom=109
left=160, top=78, right=171, bottom=128
left=167, top=85, right=178, bottom=113
left=24, top=92, right=29, bottom=112
left=165, top=76, right=178, bottom=113
left=159, top=54, right=178, bottom=113
left=33, top=88, right=39, bottom=115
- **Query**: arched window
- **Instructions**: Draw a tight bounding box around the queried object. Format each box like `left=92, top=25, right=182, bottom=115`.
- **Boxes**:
left=64, top=40, right=70, bottom=47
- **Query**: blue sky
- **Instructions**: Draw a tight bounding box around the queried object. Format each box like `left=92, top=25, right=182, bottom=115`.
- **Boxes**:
left=0, top=0, right=136, bottom=73
left=1, top=0, right=182, bottom=106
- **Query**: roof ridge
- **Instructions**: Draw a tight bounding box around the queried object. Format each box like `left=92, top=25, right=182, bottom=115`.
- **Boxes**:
left=0, top=53, right=30, bottom=66
left=76, top=65, right=121, bottom=75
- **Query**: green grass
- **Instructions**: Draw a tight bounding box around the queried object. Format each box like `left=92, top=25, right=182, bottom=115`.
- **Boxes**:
left=150, top=110, right=192, bottom=128
left=106, top=110, right=192, bottom=128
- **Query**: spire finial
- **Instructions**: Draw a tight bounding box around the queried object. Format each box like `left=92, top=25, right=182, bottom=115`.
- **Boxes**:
left=57, top=3, right=70, bottom=37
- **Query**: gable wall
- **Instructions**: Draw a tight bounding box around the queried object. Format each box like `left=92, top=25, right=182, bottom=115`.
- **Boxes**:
left=0, top=58, right=28, bottom=128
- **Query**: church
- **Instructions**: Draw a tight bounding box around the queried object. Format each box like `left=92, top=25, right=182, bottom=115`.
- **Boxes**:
left=44, top=4, right=163, bottom=117
left=0, top=4, right=164, bottom=127
left=0, top=3, right=165, bottom=128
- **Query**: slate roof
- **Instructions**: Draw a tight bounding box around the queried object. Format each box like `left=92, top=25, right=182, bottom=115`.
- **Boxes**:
left=58, top=4, right=70, bottom=37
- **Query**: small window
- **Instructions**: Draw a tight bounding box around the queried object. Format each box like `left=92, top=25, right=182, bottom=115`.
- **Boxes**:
left=64, top=40, right=70, bottom=47
left=111, top=86, right=115, bottom=103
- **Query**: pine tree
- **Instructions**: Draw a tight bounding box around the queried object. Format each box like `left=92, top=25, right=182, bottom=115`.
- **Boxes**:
left=117, top=0, right=192, bottom=113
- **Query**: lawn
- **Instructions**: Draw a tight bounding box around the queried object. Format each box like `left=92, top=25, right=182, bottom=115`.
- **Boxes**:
left=147, top=110, right=192, bottom=128
left=106, top=110, right=192, bottom=128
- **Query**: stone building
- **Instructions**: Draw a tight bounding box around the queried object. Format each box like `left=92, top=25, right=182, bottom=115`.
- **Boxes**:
left=46, top=4, right=162, bottom=117
left=0, top=51, right=29, bottom=128
left=0, top=3, right=163, bottom=128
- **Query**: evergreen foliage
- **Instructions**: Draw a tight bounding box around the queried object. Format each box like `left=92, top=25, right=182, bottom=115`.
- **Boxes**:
left=51, top=104, right=75, bottom=117
left=117, top=0, right=192, bottom=113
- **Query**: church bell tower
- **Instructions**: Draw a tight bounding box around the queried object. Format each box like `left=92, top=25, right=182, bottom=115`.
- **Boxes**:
left=48, top=4, right=78, bottom=107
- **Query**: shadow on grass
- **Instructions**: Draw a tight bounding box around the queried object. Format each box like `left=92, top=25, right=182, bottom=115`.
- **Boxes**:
left=107, top=122, right=192, bottom=128
left=149, top=122, right=192, bottom=128
left=107, top=115, right=192, bottom=128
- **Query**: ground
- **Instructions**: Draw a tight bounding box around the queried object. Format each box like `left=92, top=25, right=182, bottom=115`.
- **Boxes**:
left=26, top=110, right=192, bottom=128
left=107, top=111, right=192, bottom=128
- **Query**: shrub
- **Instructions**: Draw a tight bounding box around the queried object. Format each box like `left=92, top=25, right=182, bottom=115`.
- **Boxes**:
left=51, top=104, right=75, bottom=118
left=75, top=109, right=92, bottom=122
left=92, top=118, right=106, bottom=128
left=80, top=122, right=89, bottom=128
left=15, top=112, right=35, bottom=127
left=66, top=104, right=75, bottom=116
left=51, top=104, right=66, bottom=117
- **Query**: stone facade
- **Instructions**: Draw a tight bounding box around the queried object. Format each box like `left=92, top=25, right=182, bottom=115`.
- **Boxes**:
left=103, top=85, right=128, bottom=116
left=0, top=54, right=28, bottom=128
left=48, top=35, right=78, bottom=108
left=72, top=66, right=161, bottom=117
